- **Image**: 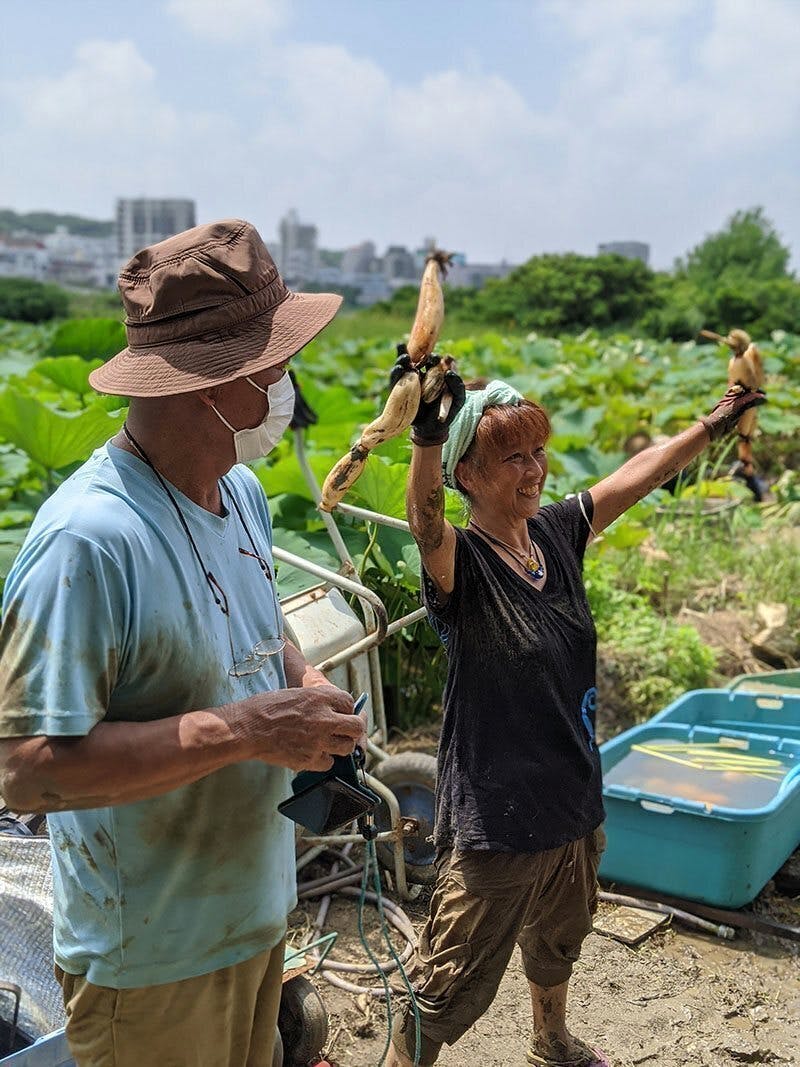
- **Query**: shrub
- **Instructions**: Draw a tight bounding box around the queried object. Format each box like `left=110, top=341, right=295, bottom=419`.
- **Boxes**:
left=0, top=278, right=69, bottom=322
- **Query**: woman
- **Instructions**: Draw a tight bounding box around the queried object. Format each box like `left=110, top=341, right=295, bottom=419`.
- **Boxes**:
left=386, top=354, right=765, bottom=1067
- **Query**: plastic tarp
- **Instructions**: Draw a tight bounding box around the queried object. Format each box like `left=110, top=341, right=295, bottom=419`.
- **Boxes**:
left=0, top=832, right=65, bottom=1042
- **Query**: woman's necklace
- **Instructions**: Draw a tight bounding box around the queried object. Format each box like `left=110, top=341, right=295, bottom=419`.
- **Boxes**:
left=468, top=519, right=545, bottom=580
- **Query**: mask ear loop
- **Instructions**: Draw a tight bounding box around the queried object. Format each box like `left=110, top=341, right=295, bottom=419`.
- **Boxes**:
left=245, top=376, right=269, bottom=396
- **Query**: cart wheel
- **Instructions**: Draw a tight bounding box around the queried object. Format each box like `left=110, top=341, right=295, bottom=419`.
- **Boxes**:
left=272, top=1026, right=283, bottom=1067
left=278, top=975, right=329, bottom=1067
left=372, top=752, right=437, bottom=885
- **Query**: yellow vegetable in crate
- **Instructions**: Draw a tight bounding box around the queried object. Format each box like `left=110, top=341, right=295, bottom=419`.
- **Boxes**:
left=319, top=251, right=452, bottom=512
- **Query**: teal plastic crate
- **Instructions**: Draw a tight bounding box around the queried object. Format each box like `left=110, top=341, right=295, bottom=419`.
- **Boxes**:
left=0, top=1030, right=72, bottom=1066
left=728, top=669, right=800, bottom=697
left=651, top=688, right=800, bottom=741
left=599, top=719, right=800, bottom=907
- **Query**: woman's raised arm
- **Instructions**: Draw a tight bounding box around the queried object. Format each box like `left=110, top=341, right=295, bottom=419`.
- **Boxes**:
left=392, top=352, right=465, bottom=596
left=407, top=441, right=458, bottom=595
left=588, top=385, right=766, bottom=536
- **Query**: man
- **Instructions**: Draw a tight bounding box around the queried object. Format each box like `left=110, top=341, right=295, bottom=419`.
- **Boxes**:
left=0, top=219, right=364, bottom=1066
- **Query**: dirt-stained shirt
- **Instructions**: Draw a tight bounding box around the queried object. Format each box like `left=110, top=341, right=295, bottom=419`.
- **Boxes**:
left=0, top=444, right=295, bottom=988
left=422, top=493, right=605, bottom=854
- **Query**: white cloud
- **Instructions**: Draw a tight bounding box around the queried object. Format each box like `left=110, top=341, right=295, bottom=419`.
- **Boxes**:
left=1, top=3, right=797, bottom=269
left=0, top=39, right=235, bottom=213
left=7, top=40, right=176, bottom=138
left=166, top=0, right=287, bottom=42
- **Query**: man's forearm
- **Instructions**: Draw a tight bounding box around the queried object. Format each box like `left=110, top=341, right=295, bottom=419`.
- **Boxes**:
left=0, top=702, right=257, bottom=814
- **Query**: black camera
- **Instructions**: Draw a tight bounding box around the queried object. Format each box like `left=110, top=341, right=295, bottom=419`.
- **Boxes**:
left=278, top=751, right=380, bottom=835
left=277, top=694, right=379, bottom=835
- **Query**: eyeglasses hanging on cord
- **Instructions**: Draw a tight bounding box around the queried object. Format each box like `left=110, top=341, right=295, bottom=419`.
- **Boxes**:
left=123, top=424, right=285, bottom=677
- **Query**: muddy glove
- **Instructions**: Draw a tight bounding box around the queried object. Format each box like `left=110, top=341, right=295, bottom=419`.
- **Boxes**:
left=700, top=385, right=767, bottom=442
left=390, top=346, right=466, bottom=447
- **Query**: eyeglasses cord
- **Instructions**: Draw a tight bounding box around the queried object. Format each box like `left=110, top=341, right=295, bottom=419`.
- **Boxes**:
left=123, top=424, right=232, bottom=618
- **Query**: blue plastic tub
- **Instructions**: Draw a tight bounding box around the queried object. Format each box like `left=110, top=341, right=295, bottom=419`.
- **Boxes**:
left=0, top=1031, right=72, bottom=1066
left=599, top=717, right=800, bottom=907
left=650, top=688, right=800, bottom=740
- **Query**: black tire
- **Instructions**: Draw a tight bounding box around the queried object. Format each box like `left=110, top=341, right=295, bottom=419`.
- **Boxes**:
left=278, top=975, right=329, bottom=1067
left=272, top=1027, right=283, bottom=1067
left=371, top=752, right=438, bottom=885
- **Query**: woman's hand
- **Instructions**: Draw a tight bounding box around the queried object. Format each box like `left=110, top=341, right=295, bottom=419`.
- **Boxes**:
left=700, top=385, right=767, bottom=441
left=390, top=347, right=466, bottom=446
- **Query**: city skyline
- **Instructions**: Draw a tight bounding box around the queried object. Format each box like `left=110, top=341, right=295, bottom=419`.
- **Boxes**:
left=2, top=1, right=799, bottom=271
left=0, top=201, right=521, bottom=303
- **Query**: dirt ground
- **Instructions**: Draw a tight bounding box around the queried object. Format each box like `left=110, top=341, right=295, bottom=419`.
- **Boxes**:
left=290, top=877, right=799, bottom=1067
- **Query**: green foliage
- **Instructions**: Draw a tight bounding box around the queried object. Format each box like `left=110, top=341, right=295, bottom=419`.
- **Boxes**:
left=0, top=317, right=795, bottom=734
left=474, top=253, right=658, bottom=332
left=676, top=207, right=791, bottom=287
left=47, top=318, right=127, bottom=361
left=584, top=555, right=717, bottom=721
left=366, top=205, right=799, bottom=342
left=66, top=289, right=124, bottom=319
left=0, top=389, right=125, bottom=473
left=0, top=278, right=69, bottom=322
left=642, top=208, right=800, bottom=340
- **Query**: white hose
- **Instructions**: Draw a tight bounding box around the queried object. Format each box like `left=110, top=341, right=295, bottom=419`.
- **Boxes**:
left=300, top=849, right=419, bottom=997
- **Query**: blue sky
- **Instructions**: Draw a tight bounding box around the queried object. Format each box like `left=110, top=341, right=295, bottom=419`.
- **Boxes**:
left=2, top=0, right=798, bottom=269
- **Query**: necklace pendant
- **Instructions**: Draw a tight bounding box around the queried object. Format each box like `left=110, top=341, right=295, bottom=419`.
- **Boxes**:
left=526, top=557, right=544, bottom=579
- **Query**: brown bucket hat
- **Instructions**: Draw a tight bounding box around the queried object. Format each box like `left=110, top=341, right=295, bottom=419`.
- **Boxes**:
left=89, top=218, right=342, bottom=397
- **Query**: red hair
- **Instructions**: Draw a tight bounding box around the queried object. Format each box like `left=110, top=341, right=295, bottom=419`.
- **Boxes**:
left=464, top=399, right=550, bottom=466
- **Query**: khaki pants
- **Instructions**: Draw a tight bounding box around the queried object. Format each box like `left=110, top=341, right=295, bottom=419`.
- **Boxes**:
left=56, top=939, right=285, bottom=1067
left=392, top=828, right=605, bottom=1065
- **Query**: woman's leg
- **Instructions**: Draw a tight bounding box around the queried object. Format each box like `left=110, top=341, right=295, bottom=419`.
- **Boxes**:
left=527, top=977, right=607, bottom=1064
left=388, top=849, right=545, bottom=1066
left=519, top=828, right=608, bottom=1065
left=529, top=977, right=570, bottom=1046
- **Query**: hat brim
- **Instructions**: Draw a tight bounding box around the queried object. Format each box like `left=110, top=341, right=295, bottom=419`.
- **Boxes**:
left=88, top=291, right=343, bottom=398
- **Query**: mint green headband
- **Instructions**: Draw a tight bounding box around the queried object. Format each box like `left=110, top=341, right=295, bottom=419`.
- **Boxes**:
left=441, top=380, right=524, bottom=489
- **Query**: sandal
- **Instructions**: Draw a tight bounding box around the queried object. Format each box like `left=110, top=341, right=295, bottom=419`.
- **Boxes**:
left=526, top=1035, right=611, bottom=1067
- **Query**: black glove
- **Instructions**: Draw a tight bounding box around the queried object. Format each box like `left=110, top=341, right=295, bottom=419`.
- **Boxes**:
left=390, top=345, right=466, bottom=447
left=288, top=369, right=318, bottom=430
left=700, top=385, right=767, bottom=442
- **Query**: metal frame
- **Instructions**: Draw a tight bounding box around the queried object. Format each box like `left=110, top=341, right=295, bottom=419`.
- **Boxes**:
left=278, top=430, right=428, bottom=899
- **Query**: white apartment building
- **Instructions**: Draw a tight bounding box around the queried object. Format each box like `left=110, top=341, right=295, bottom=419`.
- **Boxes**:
left=0, top=236, right=49, bottom=281
left=116, top=198, right=197, bottom=261
left=278, top=209, right=319, bottom=281
left=597, top=241, right=650, bottom=265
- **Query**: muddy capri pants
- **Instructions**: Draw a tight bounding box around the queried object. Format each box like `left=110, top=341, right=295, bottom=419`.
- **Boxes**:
left=392, top=826, right=606, bottom=1066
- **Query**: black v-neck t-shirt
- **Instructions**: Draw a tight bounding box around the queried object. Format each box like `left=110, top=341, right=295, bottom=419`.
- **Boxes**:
left=422, top=493, right=604, bottom=854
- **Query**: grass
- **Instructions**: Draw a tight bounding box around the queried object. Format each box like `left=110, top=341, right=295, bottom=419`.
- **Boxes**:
left=67, top=289, right=124, bottom=319
left=318, top=308, right=529, bottom=345
left=628, top=515, right=799, bottom=626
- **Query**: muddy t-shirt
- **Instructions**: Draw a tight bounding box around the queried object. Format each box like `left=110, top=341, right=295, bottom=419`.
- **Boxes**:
left=422, top=494, right=604, bottom=854
left=0, top=444, right=295, bottom=988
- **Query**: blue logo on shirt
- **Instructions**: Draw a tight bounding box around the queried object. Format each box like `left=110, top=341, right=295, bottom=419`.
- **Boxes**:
left=580, top=687, right=597, bottom=749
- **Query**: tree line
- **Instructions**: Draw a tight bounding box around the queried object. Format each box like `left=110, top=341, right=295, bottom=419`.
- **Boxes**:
left=378, top=207, right=800, bottom=339
left=1, top=207, right=798, bottom=338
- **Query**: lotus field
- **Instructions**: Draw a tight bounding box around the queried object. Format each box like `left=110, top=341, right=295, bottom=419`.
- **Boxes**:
left=0, top=318, right=797, bottom=730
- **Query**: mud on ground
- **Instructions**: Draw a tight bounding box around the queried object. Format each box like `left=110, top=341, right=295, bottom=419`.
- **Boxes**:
left=290, top=881, right=799, bottom=1067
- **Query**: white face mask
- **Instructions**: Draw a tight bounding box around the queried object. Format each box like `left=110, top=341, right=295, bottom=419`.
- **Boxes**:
left=211, top=371, right=295, bottom=463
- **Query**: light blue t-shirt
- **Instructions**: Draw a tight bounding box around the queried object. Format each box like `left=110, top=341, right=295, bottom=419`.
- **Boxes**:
left=0, top=444, right=296, bottom=988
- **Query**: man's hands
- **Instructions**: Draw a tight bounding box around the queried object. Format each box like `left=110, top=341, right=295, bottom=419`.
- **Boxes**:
left=244, top=686, right=366, bottom=772
left=700, top=385, right=767, bottom=442
left=390, top=347, right=466, bottom=447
